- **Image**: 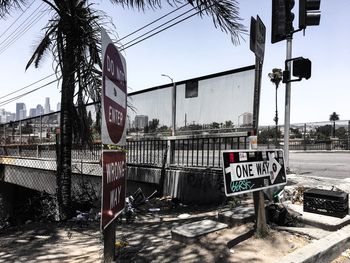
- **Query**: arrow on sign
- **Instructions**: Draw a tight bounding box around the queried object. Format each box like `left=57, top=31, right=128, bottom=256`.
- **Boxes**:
left=268, top=152, right=281, bottom=184
left=224, top=152, right=282, bottom=184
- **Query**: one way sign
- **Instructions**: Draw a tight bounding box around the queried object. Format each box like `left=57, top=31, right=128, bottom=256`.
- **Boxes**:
left=221, top=149, right=287, bottom=196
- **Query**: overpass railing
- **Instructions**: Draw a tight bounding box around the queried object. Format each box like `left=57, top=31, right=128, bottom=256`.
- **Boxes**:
left=0, top=132, right=249, bottom=169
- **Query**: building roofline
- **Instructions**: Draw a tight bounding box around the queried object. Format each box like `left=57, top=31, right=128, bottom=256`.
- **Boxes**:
left=128, top=65, right=255, bottom=96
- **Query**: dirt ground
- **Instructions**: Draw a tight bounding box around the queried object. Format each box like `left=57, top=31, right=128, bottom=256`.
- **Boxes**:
left=0, top=222, right=102, bottom=263
left=114, top=221, right=312, bottom=263
left=0, top=219, right=313, bottom=263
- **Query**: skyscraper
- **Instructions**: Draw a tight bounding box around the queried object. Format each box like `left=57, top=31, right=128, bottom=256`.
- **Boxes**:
left=0, top=109, right=5, bottom=123
left=44, top=97, right=51, bottom=114
left=16, top=103, right=26, bottom=121
left=29, top=108, right=37, bottom=118
left=36, top=104, right=44, bottom=116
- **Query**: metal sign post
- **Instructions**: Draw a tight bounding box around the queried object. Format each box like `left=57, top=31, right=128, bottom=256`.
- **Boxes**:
left=250, top=15, right=267, bottom=235
left=101, top=28, right=127, bottom=262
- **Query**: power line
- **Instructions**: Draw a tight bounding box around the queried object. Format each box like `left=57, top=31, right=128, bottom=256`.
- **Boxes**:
left=0, top=9, right=48, bottom=55
left=0, top=73, right=56, bottom=100
left=120, top=5, right=196, bottom=48
left=0, top=2, right=44, bottom=47
left=0, top=4, right=194, bottom=103
left=0, top=79, right=57, bottom=107
left=0, top=0, right=36, bottom=40
left=0, top=3, right=47, bottom=54
left=121, top=6, right=209, bottom=51
left=114, top=3, right=189, bottom=43
left=0, top=4, right=208, bottom=107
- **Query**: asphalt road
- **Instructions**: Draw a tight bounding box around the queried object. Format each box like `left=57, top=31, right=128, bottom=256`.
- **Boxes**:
left=289, top=152, right=350, bottom=179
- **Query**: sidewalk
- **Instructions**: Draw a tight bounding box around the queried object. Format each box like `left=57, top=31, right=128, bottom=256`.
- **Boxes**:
left=1, top=173, right=350, bottom=262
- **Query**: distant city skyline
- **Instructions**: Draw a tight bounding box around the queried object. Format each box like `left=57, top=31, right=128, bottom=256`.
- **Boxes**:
left=0, top=97, right=56, bottom=123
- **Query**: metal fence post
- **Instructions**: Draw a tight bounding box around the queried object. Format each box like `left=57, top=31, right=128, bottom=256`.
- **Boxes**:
left=40, top=115, right=43, bottom=143
left=303, top=123, right=307, bottom=151
left=19, top=120, right=22, bottom=145
left=167, top=137, right=175, bottom=166
left=348, top=121, right=350, bottom=151
left=267, top=126, right=270, bottom=149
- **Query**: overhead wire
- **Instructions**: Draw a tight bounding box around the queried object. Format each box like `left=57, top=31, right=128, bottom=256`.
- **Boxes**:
left=0, top=79, right=58, bottom=107
left=114, top=2, right=189, bottom=43
left=0, top=0, right=36, bottom=40
left=0, top=4, right=48, bottom=55
left=0, top=2, right=45, bottom=47
left=0, top=4, right=191, bottom=102
left=0, top=3, right=208, bottom=107
left=120, top=4, right=212, bottom=51
left=119, top=5, right=197, bottom=48
left=0, top=73, right=56, bottom=100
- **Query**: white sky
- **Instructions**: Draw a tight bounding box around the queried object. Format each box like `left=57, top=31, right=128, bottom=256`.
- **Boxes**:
left=0, top=0, right=349, bottom=125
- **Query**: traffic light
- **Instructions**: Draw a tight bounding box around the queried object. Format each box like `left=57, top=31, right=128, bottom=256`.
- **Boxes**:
left=292, top=58, right=311, bottom=79
left=271, top=0, right=295, bottom=43
left=286, top=0, right=295, bottom=33
left=299, top=0, right=321, bottom=29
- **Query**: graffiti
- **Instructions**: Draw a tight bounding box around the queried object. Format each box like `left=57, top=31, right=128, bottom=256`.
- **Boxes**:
left=230, top=180, right=254, bottom=193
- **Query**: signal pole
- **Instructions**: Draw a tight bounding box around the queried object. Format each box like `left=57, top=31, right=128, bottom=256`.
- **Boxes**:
left=284, top=35, right=292, bottom=170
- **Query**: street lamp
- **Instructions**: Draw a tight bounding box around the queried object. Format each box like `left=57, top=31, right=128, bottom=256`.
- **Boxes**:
left=161, top=74, right=176, bottom=136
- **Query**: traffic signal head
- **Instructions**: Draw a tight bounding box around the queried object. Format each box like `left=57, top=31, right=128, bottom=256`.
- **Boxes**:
left=271, top=0, right=295, bottom=44
left=286, top=0, right=295, bottom=33
left=299, top=0, right=321, bottom=29
left=292, top=58, right=311, bottom=79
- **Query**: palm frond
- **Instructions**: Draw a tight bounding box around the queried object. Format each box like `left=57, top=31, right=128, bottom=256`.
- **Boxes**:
left=26, top=33, right=52, bottom=70
left=0, top=0, right=27, bottom=18
left=110, top=0, right=162, bottom=10
left=192, top=0, right=246, bottom=44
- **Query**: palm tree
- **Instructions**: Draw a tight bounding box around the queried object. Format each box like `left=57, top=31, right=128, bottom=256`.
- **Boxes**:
left=0, top=0, right=245, bottom=220
left=268, top=68, right=282, bottom=147
left=329, top=112, right=339, bottom=138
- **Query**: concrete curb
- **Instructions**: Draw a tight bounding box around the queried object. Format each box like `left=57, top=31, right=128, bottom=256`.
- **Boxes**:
left=277, top=225, right=350, bottom=263
left=285, top=203, right=350, bottom=231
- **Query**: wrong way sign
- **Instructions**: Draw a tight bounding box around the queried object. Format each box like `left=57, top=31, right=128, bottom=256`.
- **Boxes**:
left=221, top=149, right=287, bottom=196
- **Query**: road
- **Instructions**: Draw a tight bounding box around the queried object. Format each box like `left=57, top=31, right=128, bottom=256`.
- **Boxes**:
left=289, top=152, right=350, bottom=179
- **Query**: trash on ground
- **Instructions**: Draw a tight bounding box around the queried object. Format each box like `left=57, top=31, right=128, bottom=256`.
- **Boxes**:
left=266, top=203, right=297, bottom=227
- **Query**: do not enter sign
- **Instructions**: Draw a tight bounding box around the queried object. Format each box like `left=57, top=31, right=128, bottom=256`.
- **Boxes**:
left=101, top=29, right=127, bottom=146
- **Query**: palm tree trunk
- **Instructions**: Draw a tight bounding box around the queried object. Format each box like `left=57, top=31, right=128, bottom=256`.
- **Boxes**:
left=57, top=35, right=75, bottom=220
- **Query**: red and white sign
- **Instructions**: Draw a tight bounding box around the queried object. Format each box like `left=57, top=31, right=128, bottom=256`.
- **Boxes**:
left=101, top=150, right=126, bottom=230
left=101, top=29, right=127, bottom=230
left=101, top=28, right=127, bottom=146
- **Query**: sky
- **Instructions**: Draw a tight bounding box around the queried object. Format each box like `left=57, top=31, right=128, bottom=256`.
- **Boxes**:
left=0, top=0, right=349, bottom=125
